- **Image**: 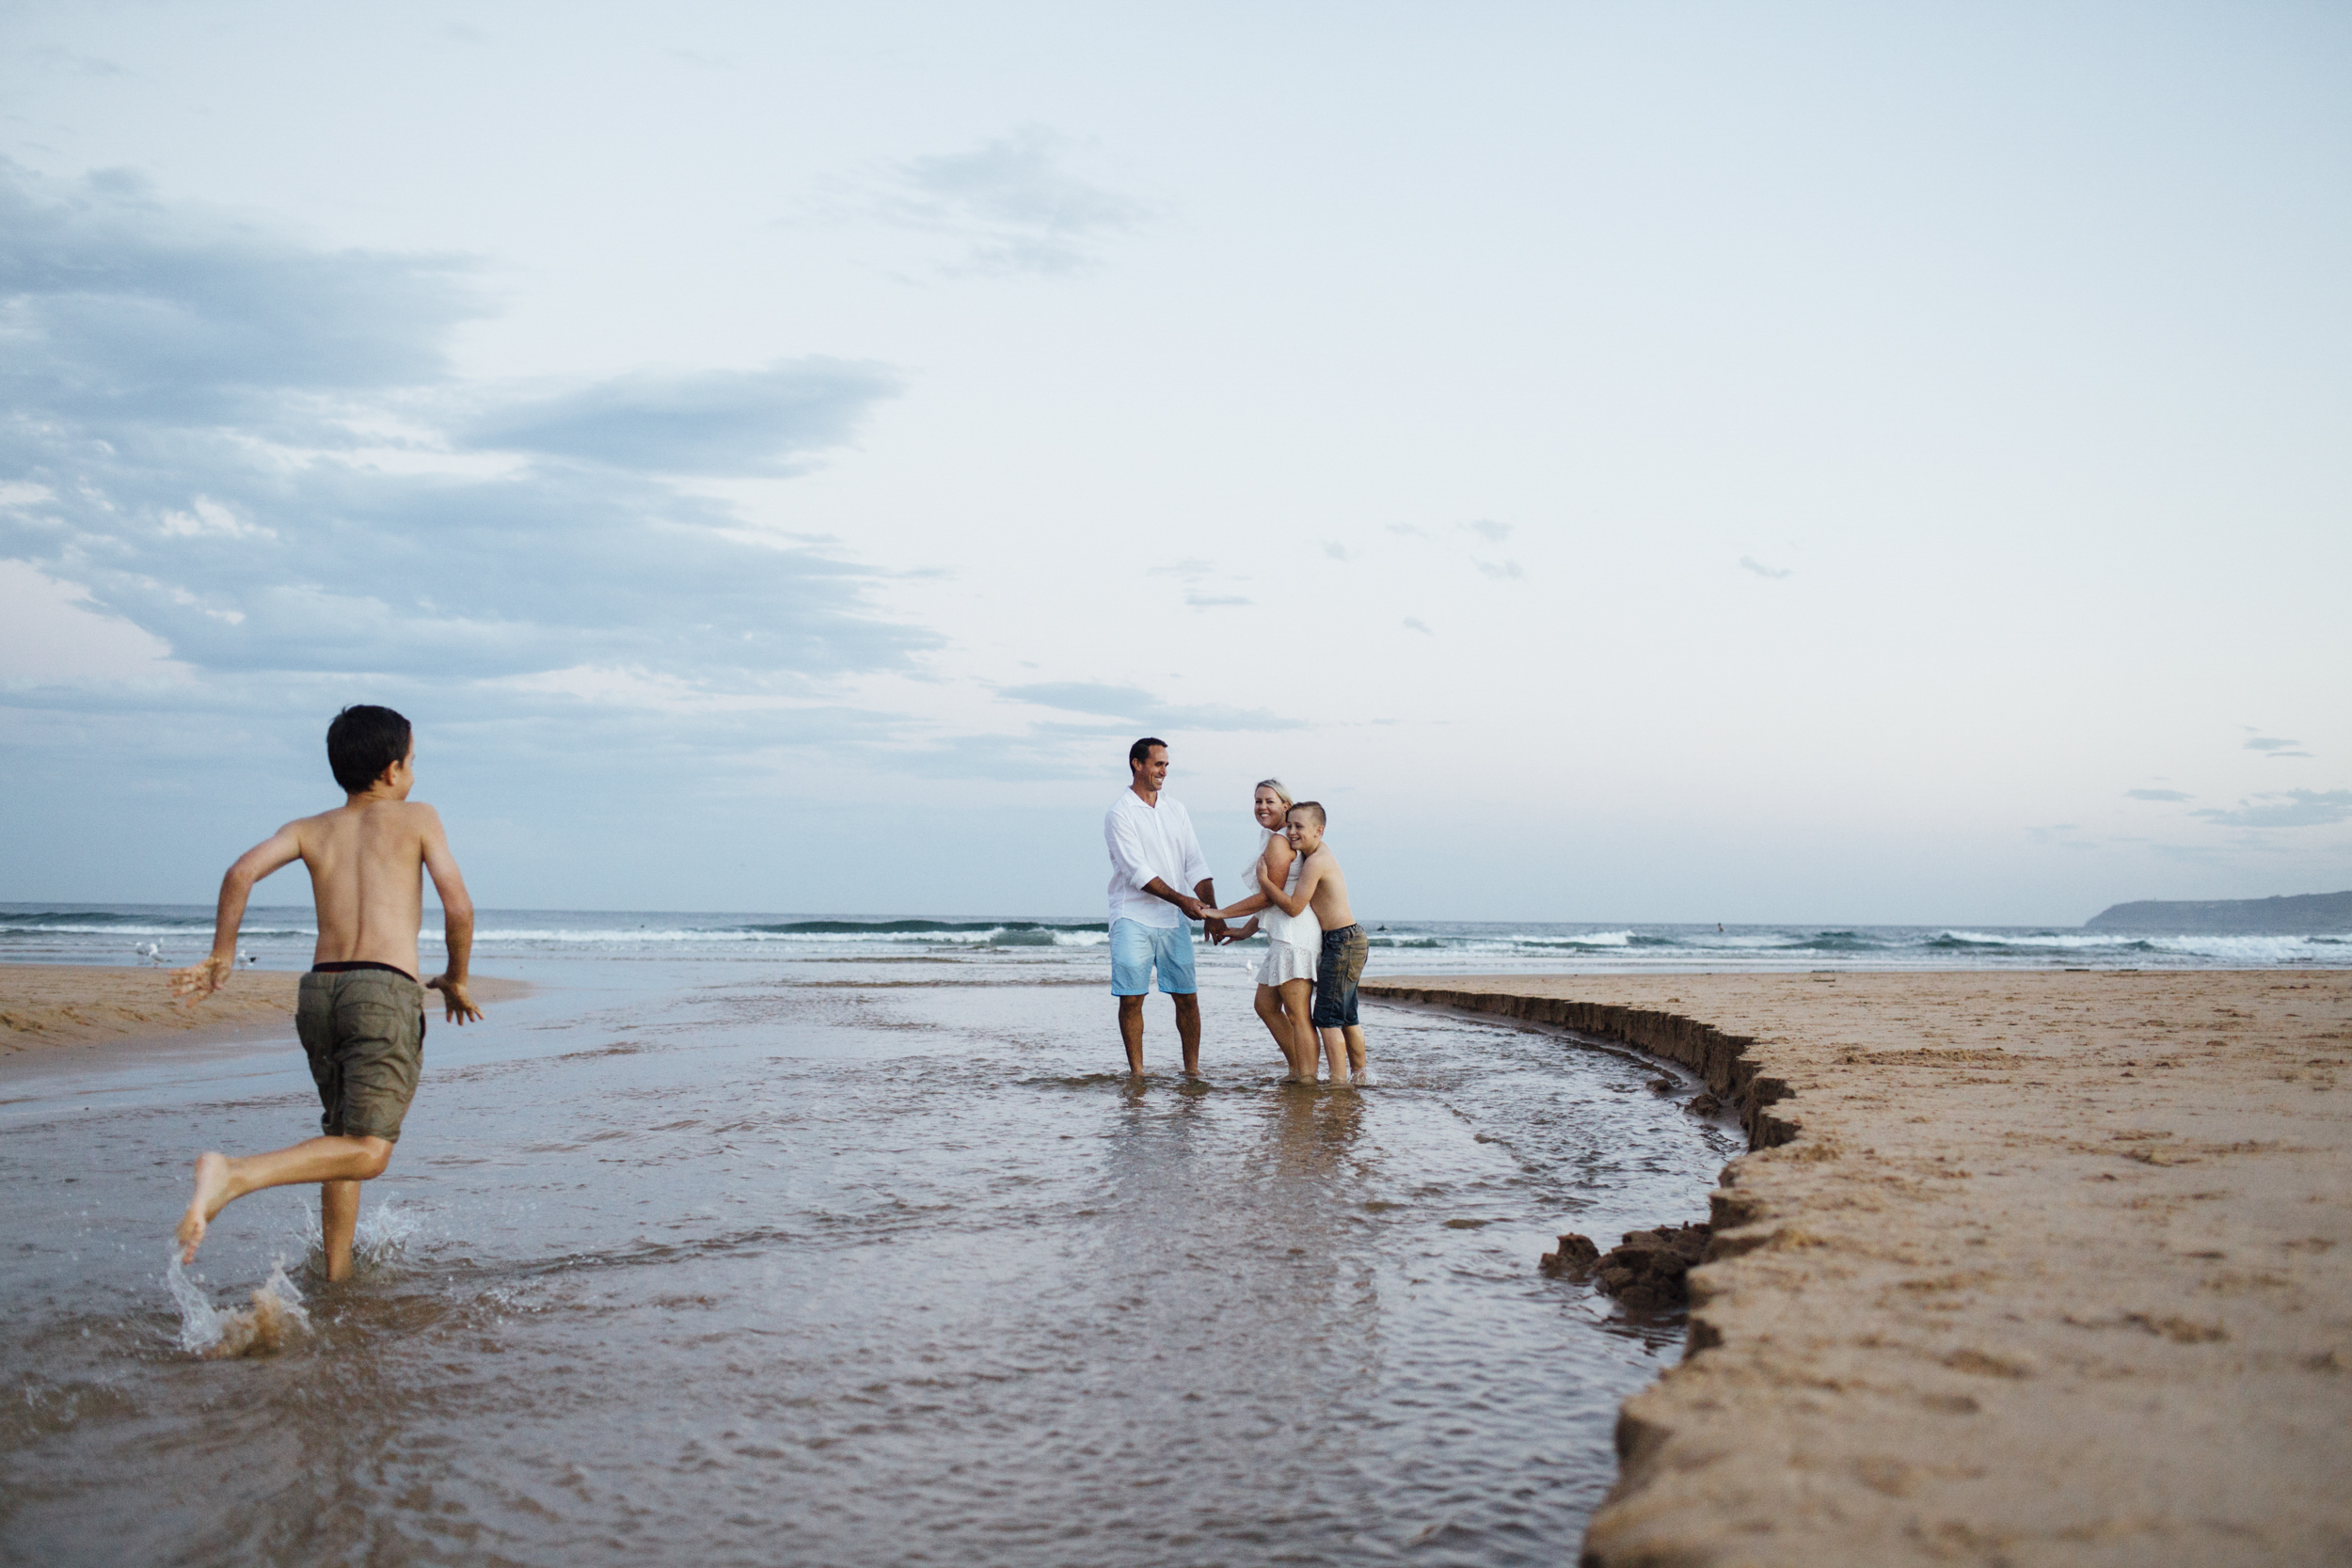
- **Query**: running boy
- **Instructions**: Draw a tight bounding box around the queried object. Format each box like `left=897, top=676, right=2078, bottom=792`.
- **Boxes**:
left=1253, top=801, right=1371, bottom=1085
left=171, top=705, right=483, bottom=1279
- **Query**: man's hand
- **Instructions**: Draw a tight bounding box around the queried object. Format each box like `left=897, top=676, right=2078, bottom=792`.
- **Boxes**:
left=1203, top=916, right=1233, bottom=944
left=1174, top=895, right=1208, bottom=922
left=427, top=974, right=484, bottom=1024
left=169, top=955, right=232, bottom=1006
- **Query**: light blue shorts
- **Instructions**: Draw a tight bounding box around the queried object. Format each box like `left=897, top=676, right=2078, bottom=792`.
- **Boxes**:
left=1110, top=918, right=1197, bottom=996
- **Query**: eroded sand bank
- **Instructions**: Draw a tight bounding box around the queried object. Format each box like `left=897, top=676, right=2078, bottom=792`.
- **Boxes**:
left=1366, top=971, right=2352, bottom=1567
left=0, top=963, right=526, bottom=1055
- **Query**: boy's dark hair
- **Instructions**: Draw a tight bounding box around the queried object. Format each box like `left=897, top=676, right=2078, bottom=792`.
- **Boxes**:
left=326, top=705, right=413, bottom=794
left=1288, top=800, right=1327, bottom=829
left=1128, top=736, right=1168, bottom=769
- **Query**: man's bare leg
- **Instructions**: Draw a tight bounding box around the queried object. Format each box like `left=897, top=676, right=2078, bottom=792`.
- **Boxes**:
left=1172, top=992, right=1201, bottom=1077
left=1320, top=1026, right=1351, bottom=1086
left=1118, top=993, right=1148, bottom=1074
left=177, top=1135, right=393, bottom=1267
left=1343, top=1025, right=1368, bottom=1079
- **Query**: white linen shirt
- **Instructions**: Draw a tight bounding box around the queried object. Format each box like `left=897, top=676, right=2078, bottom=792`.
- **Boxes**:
left=1104, top=789, right=1211, bottom=928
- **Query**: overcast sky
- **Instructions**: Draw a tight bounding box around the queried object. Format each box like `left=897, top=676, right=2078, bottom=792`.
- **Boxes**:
left=3, top=1, right=2346, bottom=924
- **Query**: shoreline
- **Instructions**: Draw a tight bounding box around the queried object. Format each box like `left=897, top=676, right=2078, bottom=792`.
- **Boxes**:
left=1366, top=970, right=2352, bottom=1566
left=0, top=962, right=532, bottom=1064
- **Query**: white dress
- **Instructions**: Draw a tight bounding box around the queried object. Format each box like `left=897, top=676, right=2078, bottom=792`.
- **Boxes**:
left=1244, top=828, right=1322, bottom=987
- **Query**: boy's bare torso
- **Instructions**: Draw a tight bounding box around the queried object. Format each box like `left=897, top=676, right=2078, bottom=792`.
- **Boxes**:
left=296, top=800, right=443, bottom=976
left=1301, top=847, right=1356, bottom=929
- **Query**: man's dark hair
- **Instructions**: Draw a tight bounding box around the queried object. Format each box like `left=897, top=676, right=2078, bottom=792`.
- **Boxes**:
left=1288, top=800, right=1327, bottom=829
left=1128, top=736, right=1168, bottom=769
left=326, top=705, right=413, bottom=794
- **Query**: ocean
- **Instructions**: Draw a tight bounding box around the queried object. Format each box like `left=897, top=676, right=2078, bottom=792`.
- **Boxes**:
left=6, top=903, right=2348, bottom=972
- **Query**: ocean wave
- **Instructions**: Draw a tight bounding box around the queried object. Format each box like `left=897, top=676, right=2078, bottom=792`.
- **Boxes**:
left=740, top=918, right=1099, bottom=937
left=1514, top=930, right=1639, bottom=948
left=1925, top=930, right=2158, bottom=952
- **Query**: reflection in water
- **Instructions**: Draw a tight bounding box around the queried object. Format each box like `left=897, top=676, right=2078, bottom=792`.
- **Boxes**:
left=0, top=950, right=1736, bottom=1566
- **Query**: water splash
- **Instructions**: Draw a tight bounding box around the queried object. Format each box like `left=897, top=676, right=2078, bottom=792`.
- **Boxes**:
left=352, top=1196, right=423, bottom=1265
left=167, top=1254, right=310, bottom=1359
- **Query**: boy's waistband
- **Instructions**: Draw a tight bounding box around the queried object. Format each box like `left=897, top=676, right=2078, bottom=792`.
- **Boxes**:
left=1320, top=924, right=1365, bottom=944
left=310, top=959, right=419, bottom=984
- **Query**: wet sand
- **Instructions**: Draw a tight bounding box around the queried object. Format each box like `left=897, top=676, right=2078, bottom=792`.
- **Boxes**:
left=1366, top=971, right=2352, bottom=1567
left=0, top=963, right=528, bottom=1058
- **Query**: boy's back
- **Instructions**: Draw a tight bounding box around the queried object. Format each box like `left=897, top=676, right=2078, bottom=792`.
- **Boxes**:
left=293, top=797, right=460, bottom=980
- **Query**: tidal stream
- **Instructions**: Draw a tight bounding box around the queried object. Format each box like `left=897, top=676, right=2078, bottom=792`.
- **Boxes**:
left=1, top=947, right=1735, bottom=1566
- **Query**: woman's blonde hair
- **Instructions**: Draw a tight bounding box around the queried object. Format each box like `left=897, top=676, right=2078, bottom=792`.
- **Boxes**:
left=1254, top=777, right=1295, bottom=810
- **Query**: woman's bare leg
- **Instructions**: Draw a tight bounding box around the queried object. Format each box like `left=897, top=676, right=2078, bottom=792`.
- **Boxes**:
left=1278, top=978, right=1316, bottom=1081
left=1252, top=984, right=1295, bottom=1076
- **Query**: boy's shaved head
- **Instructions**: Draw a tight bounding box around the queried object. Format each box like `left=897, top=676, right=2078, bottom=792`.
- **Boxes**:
left=1288, top=800, right=1327, bottom=830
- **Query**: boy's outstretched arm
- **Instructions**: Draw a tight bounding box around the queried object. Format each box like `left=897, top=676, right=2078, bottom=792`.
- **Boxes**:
left=1258, top=855, right=1323, bottom=919
left=419, top=806, right=483, bottom=1024
left=171, top=827, right=303, bottom=1003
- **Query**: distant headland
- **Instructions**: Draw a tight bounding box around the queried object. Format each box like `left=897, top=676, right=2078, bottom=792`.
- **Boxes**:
left=2084, top=890, right=2352, bottom=932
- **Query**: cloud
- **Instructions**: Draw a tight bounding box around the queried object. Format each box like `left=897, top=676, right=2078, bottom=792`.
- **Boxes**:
left=1473, top=559, right=1523, bottom=580
left=867, top=127, right=1147, bottom=277
left=2244, top=736, right=2298, bottom=750
left=2124, top=788, right=2192, bottom=802
left=0, top=160, right=927, bottom=693
left=1468, top=519, right=1511, bottom=543
left=1323, top=542, right=1352, bottom=562
left=999, top=681, right=1302, bottom=732
left=458, top=359, right=898, bottom=475
left=1185, top=593, right=1251, bottom=608
left=2191, top=790, right=2352, bottom=829
left=1739, top=556, right=1793, bottom=579
left=1401, top=617, right=1434, bottom=636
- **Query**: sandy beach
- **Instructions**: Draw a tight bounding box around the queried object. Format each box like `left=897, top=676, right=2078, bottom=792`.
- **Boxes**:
left=1365, top=970, right=2352, bottom=1566
left=0, top=963, right=527, bottom=1057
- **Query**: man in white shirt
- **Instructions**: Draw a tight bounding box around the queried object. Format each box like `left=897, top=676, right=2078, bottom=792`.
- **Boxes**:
left=1103, top=736, right=1222, bottom=1075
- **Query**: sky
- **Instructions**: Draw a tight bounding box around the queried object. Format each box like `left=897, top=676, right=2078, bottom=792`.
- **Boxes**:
left=2, top=1, right=2347, bottom=924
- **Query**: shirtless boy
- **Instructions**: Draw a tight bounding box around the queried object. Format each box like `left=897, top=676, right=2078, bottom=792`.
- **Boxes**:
left=1252, top=801, right=1371, bottom=1085
left=170, top=705, right=483, bottom=1280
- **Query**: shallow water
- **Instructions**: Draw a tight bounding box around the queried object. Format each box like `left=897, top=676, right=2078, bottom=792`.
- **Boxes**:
left=0, top=948, right=1737, bottom=1566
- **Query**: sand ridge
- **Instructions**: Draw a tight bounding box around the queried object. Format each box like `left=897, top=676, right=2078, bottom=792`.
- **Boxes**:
left=1368, top=971, right=2352, bottom=1568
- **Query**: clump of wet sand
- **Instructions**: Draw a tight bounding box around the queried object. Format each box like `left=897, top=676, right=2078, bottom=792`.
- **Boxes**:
left=1370, top=970, right=2352, bottom=1566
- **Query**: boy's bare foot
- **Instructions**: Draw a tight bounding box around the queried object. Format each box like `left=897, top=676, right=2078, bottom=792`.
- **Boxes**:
left=177, top=1152, right=232, bottom=1262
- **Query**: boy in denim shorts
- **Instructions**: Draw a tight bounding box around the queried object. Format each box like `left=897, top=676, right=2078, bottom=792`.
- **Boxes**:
left=172, top=705, right=484, bottom=1280
left=1252, top=801, right=1371, bottom=1085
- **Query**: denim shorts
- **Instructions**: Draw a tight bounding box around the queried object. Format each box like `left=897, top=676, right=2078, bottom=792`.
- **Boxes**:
left=1110, top=918, right=1197, bottom=996
left=1311, top=924, right=1369, bottom=1027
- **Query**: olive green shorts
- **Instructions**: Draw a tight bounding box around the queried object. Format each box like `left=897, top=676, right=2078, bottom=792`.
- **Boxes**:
left=296, top=968, right=426, bottom=1142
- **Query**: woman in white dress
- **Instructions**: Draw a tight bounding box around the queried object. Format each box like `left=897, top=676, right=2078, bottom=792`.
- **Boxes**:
left=1199, top=778, right=1321, bottom=1081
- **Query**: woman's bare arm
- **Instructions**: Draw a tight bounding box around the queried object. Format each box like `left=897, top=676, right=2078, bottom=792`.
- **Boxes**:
left=1201, top=836, right=1293, bottom=921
